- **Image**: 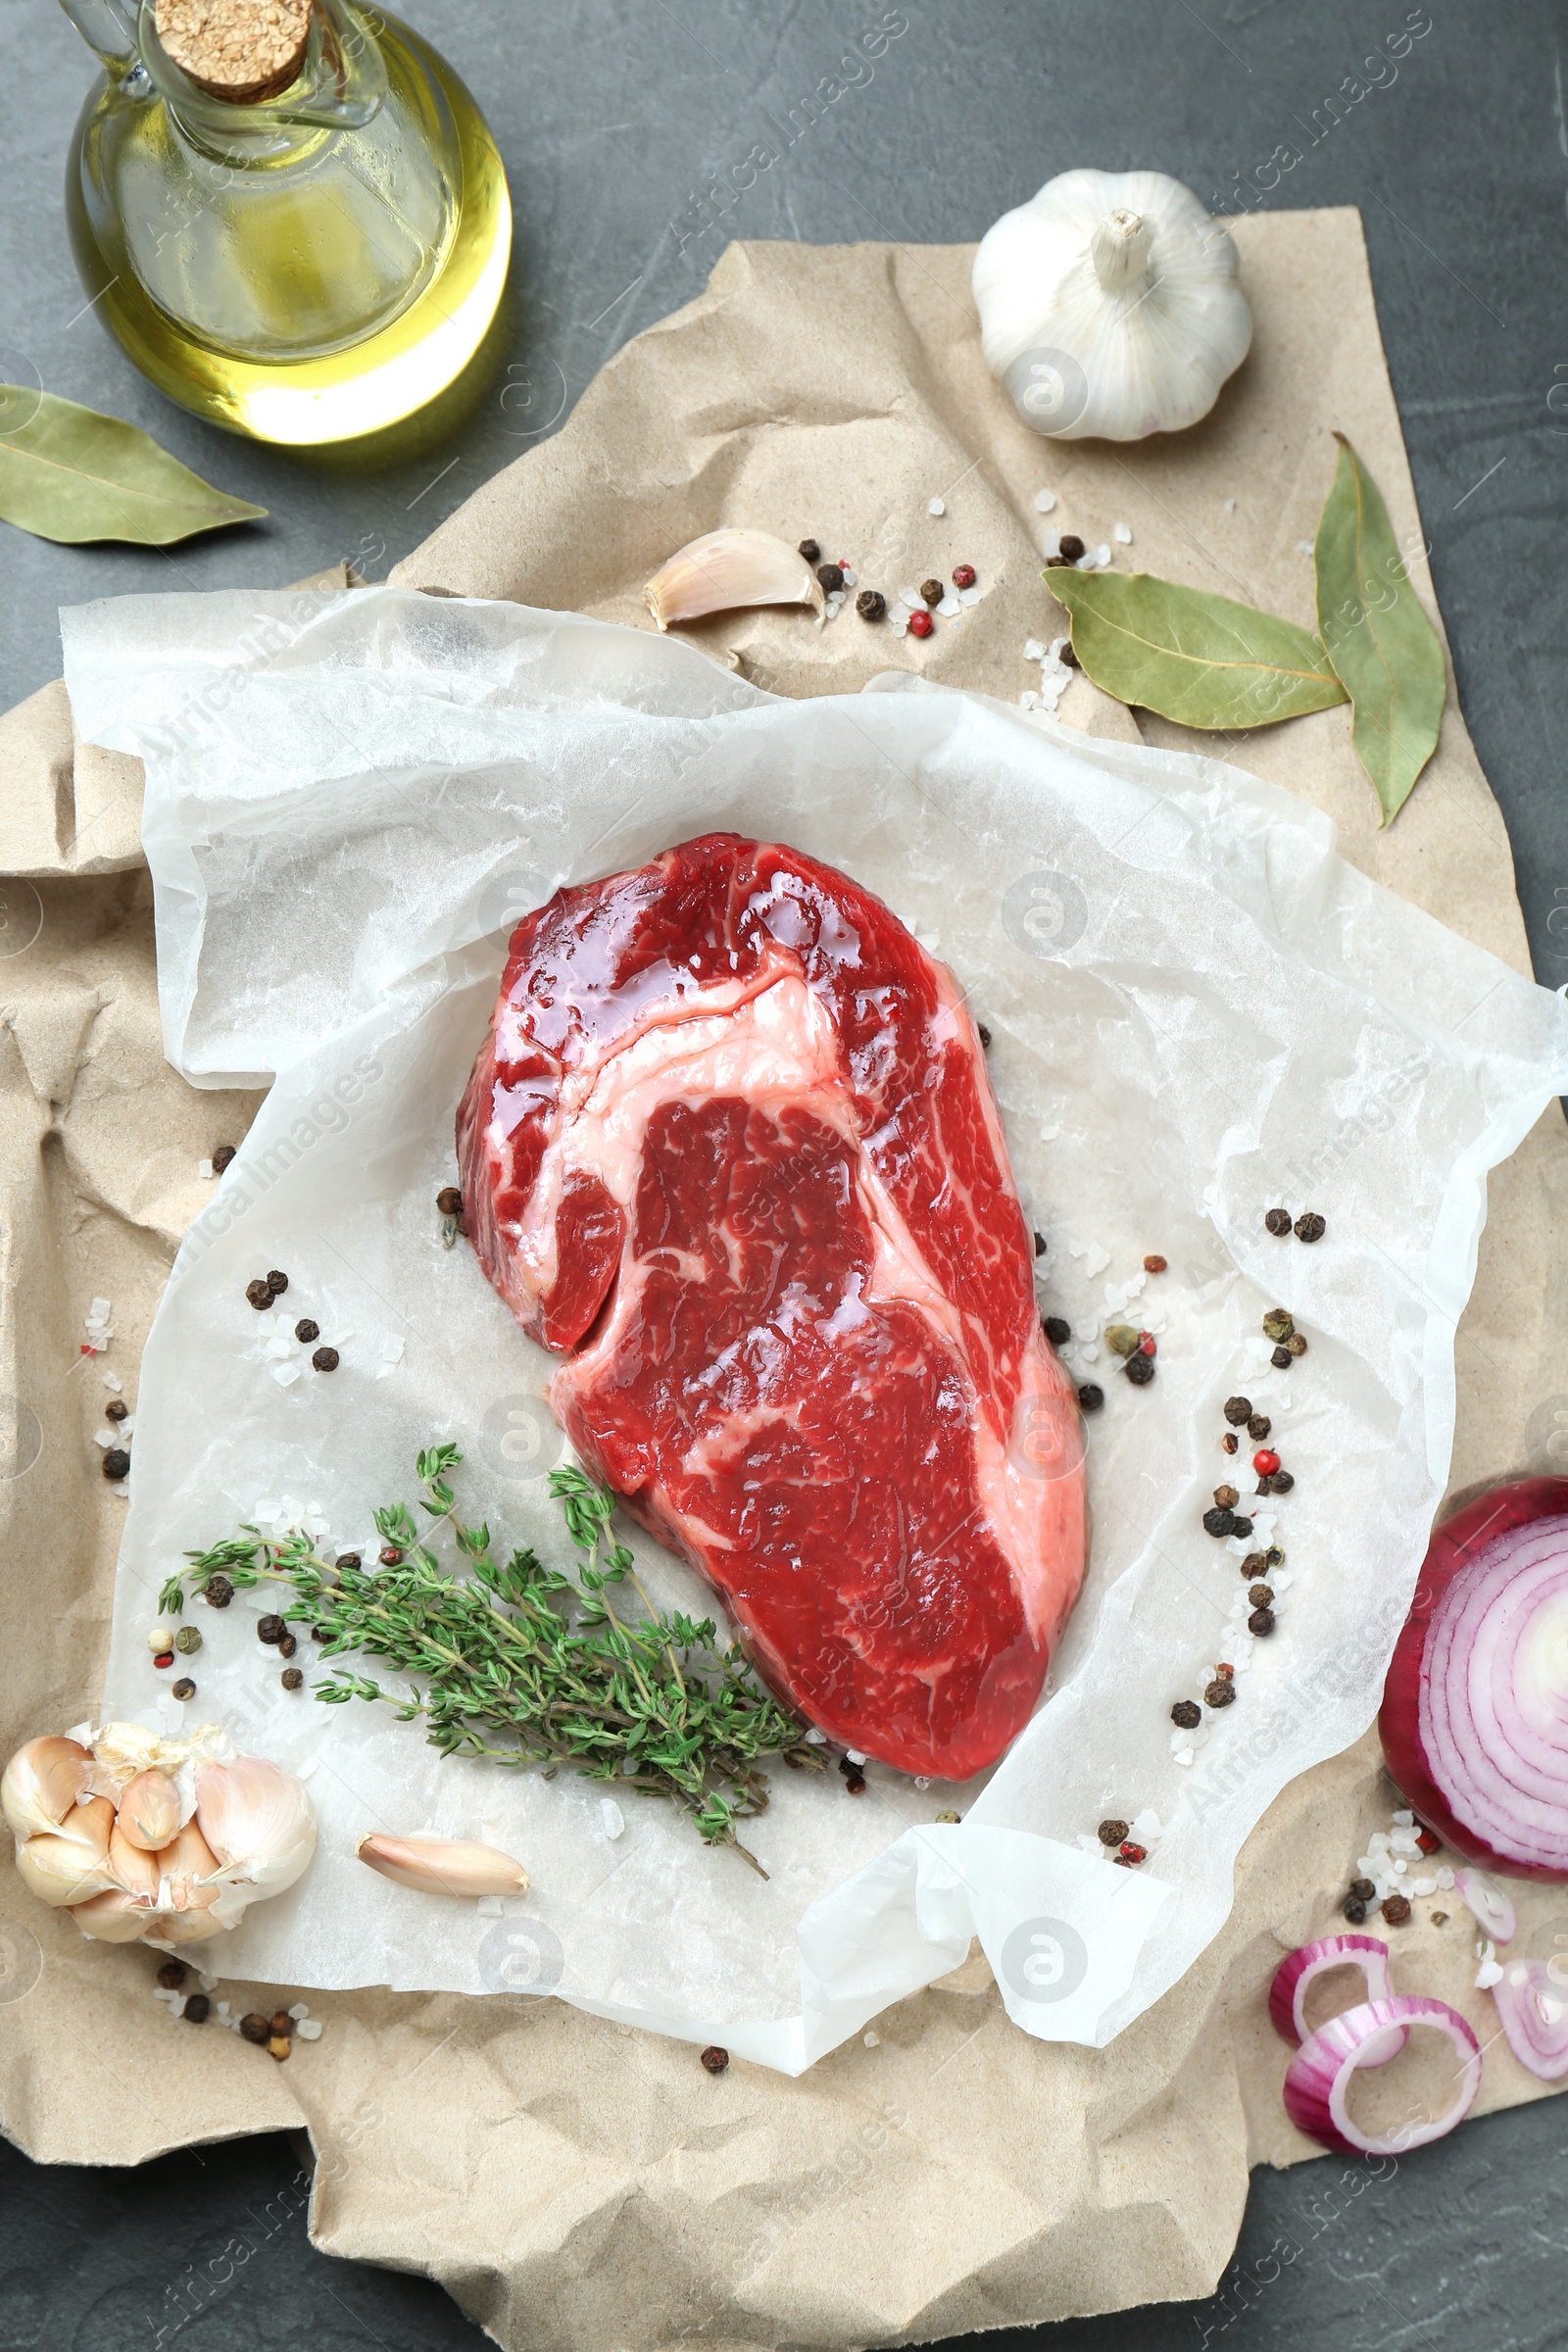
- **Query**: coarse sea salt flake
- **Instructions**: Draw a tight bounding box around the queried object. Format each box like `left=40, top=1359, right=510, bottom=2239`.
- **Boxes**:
left=94, top=1428, right=117, bottom=1448
left=1083, top=1246, right=1110, bottom=1277
left=101, top=1371, right=122, bottom=1393
left=1113, top=522, right=1132, bottom=545
left=89, top=1298, right=111, bottom=1321
left=198, top=1157, right=214, bottom=1180
left=937, top=595, right=959, bottom=617
left=958, top=585, right=981, bottom=607
left=1411, top=1877, right=1437, bottom=1898
left=928, top=497, right=945, bottom=516
left=1023, top=639, right=1045, bottom=662
left=1034, top=489, right=1057, bottom=513
left=272, top=1363, right=302, bottom=1388
left=600, top=1798, right=625, bottom=1838
left=296, top=2019, right=322, bottom=2040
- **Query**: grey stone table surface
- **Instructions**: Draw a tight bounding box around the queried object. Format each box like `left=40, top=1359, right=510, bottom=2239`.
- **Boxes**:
left=1, top=1, right=1565, bottom=2346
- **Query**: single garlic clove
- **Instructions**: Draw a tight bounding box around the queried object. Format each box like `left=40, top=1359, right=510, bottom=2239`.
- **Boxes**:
left=644, top=528, right=826, bottom=633
left=70, top=1887, right=157, bottom=1942
left=16, top=1829, right=118, bottom=1909
left=107, top=1822, right=164, bottom=1902
left=116, top=1768, right=182, bottom=1851
left=357, top=1833, right=529, bottom=1900
left=150, top=1908, right=225, bottom=1944
left=1, top=1736, right=92, bottom=1838
left=195, top=1756, right=317, bottom=1899
left=154, top=1820, right=224, bottom=1910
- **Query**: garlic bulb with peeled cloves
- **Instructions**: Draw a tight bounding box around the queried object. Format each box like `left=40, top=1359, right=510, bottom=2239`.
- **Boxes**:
left=972, top=169, right=1252, bottom=441
left=2, top=1722, right=315, bottom=1946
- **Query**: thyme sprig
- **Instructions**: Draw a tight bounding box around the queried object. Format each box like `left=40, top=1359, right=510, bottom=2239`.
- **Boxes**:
left=160, top=1446, right=824, bottom=1872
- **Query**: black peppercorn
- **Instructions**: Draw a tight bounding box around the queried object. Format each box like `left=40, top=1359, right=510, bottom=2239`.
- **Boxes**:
left=816, top=563, right=845, bottom=593
left=1033, top=1230, right=1047, bottom=1257
left=1202, top=1507, right=1238, bottom=1539
left=294, top=1317, right=319, bottom=1344
left=976, top=1022, right=993, bottom=1049
left=172, top=1677, right=196, bottom=1700
left=1060, top=641, right=1079, bottom=667
left=1268, top=1469, right=1295, bottom=1494
left=1350, top=1877, right=1376, bottom=1902
left=701, top=2045, right=729, bottom=2075
left=266, top=1270, right=289, bottom=1297
left=1223, top=1396, right=1252, bottom=1426
left=239, top=2011, right=270, bottom=2044
left=919, top=576, right=943, bottom=606
left=276, top=1633, right=297, bottom=1660
left=1203, top=1677, right=1237, bottom=1709
left=203, top=1573, right=233, bottom=1607
left=246, top=1279, right=273, bottom=1310
left=843, top=1772, right=866, bottom=1793
left=1286, top=1333, right=1307, bottom=1357
left=1170, top=1699, right=1201, bottom=1730
left=335, top=1552, right=361, bottom=1572
left=856, top=588, right=887, bottom=621
left=1248, top=1606, right=1275, bottom=1636
left=1264, top=1207, right=1292, bottom=1237
left=156, top=1959, right=187, bottom=1989
left=1254, top=1473, right=1274, bottom=1497
left=1271, top=1346, right=1294, bottom=1369
left=1230, top=1515, right=1253, bottom=1540
left=1124, top=1352, right=1154, bottom=1386
left=183, top=1993, right=211, bottom=2024
left=1057, top=533, right=1086, bottom=563
left=102, top=1447, right=129, bottom=1481
left=1077, top=1383, right=1104, bottom=1412
left=1381, top=1894, right=1412, bottom=1926
left=1248, top=1584, right=1273, bottom=1609
left=280, top=1666, right=304, bottom=1690
left=311, top=1624, right=328, bottom=1641
left=1294, top=1212, right=1326, bottom=1244
left=1098, top=1818, right=1130, bottom=1847
left=798, top=539, right=820, bottom=565
left=1343, top=1894, right=1368, bottom=1925
left=436, top=1187, right=463, bottom=1216
left=212, top=1144, right=237, bottom=1174
left=106, top=1398, right=128, bottom=1422
left=312, top=1347, right=339, bottom=1371
left=1247, top=1413, right=1271, bottom=1442
left=1043, top=1315, right=1071, bottom=1347
left=257, top=1614, right=286, bottom=1644
left=1212, top=1484, right=1239, bottom=1510
left=1241, top=1551, right=1267, bottom=1578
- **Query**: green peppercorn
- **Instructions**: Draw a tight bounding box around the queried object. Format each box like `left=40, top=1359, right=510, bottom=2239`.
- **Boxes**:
left=173, top=1626, right=202, bottom=1655
left=1261, top=1308, right=1295, bottom=1343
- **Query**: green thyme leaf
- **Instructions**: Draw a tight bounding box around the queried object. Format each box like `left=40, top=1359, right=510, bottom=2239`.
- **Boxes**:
left=1046, top=567, right=1348, bottom=730
left=0, top=384, right=267, bottom=546
left=1314, top=434, right=1446, bottom=825
left=182, top=1446, right=826, bottom=1870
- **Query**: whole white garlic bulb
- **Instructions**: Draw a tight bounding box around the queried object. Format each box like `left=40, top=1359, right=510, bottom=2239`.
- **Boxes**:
left=2, top=1722, right=315, bottom=1947
left=972, top=169, right=1252, bottom=441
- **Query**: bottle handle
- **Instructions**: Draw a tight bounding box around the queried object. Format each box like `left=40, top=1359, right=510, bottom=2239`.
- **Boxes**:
left=54, top=0, right=138, bottom=72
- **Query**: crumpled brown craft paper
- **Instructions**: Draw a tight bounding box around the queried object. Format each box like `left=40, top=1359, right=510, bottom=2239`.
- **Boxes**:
left=3, top=213, right=1565, bottom=2350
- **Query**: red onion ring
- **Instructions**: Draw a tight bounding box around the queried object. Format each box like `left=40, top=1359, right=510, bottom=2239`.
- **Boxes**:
left=1380, top=1477, right=1568, bottom=1882
left=1268, top=1935, right=1404, bottom=2063
left=1282, top=1996, right=1482, bottom=2155
left=1453, top=1865, right=1516, bottom=1944
left=1490, top=1960, right=1568, bottom=2081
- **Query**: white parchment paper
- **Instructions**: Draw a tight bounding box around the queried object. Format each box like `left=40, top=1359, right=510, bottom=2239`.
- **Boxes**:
left=61, top=586, right=1568, bottom=2074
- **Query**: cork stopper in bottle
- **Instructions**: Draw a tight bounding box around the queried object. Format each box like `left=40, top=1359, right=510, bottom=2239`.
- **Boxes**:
left=153, top=0, right=314, bottom=104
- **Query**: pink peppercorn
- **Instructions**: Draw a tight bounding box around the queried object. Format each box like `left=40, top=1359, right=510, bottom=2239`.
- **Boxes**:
left=952, top=563, right=976, bottom=590
left=1253, top=1447, right=1281, bottom=1476
left=1137, top=1332, right=1155, bottom=1357
left=907, top=609, right=933, bottom=640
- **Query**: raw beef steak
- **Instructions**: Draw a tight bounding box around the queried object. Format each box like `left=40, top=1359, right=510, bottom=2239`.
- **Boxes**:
left=457, top=834, right=1087, bottom=1780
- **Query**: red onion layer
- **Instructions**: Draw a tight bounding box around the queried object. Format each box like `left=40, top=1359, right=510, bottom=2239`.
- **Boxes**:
left=1268, top=1935, right=1403, bottom=2062
left=1380, top=1478, right=1568, bottom=1882
left=1490, top=1960, right=1568, bottom=2081
left=1282, top=1997, right=1482, bottom=2156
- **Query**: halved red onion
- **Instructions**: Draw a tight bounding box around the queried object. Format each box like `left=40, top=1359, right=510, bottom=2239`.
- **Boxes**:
left=1490, top=1960, right=1568, bottom=2080
left=1283, top=1997, right=1482, bottom=2156
left=1452, top=1865, right=1516, bottom=1944
left=1268, top=1935, right=1404, bottom=2063
left=1380, top=1477, right=1568, bottom=1882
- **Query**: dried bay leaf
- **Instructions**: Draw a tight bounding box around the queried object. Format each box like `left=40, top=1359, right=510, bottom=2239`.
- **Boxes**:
left=1046, top=568, right=1348, bottom=731
left=0, top=387, right=266, bottom=545
left=1314, top=433, right=1446, bottom=825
